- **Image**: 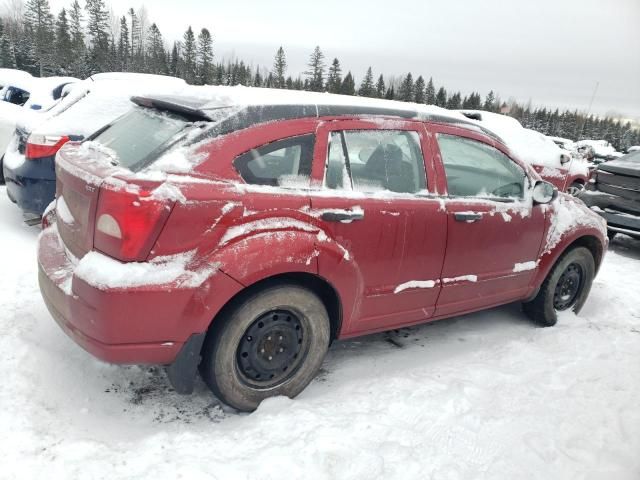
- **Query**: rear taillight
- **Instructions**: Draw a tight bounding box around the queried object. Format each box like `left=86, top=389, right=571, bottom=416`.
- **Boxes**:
left=94, top=186, right=172, bottom=261
left=26, top=134, right=70, bottom=160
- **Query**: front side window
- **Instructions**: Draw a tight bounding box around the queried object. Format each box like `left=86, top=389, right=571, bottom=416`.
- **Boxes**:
left=325, top=130, right=426, bottom=194
left=234, top=134, right=315, bottom=187
left=437, top=133, right=525, bottom=199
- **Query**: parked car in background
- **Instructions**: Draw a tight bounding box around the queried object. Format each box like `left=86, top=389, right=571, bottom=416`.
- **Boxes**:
left=549, top=136, right=579, bottom=155
left=460, top=111, right=590, bottom=195
left=3, top=73, right=187, bottom=216
left=0, top=75, right=78, bottom=184
left=576, top=139, right=623, bottom=164
left=580, top=150, right=640, bottom=239
left=38, top=88, right=607, bottom=412
left=627, top=146, right=640, bottom=153
left=0, top=68, right=32, bottom=99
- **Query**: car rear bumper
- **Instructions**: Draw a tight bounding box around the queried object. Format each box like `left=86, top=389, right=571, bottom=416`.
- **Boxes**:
left=37, top=225, right=239, bottom=366
left=4, top=155, right=56, bottom=215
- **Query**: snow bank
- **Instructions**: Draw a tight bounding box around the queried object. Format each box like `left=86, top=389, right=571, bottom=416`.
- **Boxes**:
left=394, top=280, right=438, bottom=293
left=74, top=250, right=218, bottom=290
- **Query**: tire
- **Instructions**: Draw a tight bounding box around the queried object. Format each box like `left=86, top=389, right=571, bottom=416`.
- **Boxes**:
left=567, top=181, right=584, bottom=197
left=523, top=247, right=595, bottom=327
left=200, top=284, right=330, bottom=412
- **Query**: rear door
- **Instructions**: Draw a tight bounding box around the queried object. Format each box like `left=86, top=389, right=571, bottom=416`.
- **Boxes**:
left=309, top=118, right=447, bottom=336
left=429, top=124, right=547, bottom=317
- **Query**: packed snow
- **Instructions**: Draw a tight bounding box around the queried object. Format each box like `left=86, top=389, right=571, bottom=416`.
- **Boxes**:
left=513, top=261, right=538, bottom=272
left=1, top=187, right=639, bottom=479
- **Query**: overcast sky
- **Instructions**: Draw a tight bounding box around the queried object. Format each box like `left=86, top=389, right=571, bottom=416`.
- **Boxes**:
left=46, top=0, right=640, bottom=120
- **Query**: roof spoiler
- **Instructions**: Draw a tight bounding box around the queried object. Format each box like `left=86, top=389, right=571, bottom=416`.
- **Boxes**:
left=131, top=96, right=216, bottom=122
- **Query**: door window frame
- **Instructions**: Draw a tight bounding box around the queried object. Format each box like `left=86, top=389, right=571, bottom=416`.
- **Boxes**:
left=426, top=122, right=534, bottom=203
left=311, top=118, right=436, bottom=196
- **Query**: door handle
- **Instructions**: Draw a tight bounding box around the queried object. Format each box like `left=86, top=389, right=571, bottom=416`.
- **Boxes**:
left=321, top=209, right=365, bottom=223
left=454, top=212, right=483, bottom=223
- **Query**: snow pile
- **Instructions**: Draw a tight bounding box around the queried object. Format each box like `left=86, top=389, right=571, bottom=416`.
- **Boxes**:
left=543, top=195, right=607, bottom=254
left=394, top=280, right=438, bottom=293
left=74, top=250, right=218, bottom=290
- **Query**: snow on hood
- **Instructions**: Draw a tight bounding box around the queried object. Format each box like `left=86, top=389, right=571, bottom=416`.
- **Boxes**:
left=460, top=111, right=567, bottom=169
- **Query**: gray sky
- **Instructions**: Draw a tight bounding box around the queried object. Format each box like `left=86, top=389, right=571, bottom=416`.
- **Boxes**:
left=46, top=0, right=640, bottom=120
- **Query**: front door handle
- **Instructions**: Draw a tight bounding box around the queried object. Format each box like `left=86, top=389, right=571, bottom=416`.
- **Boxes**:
left=321, top=209, right=365, bottom=223
left=454, top=212, right=483, bottom=223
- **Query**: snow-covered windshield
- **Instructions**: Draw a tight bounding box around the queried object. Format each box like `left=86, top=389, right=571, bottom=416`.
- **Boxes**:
left=91, top=108, right=191, bottom=172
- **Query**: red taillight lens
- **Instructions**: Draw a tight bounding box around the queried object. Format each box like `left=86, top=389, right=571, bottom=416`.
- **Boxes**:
left=25, top=134, right=70, bottom=160
left=94, top=186, right=172, bottom=261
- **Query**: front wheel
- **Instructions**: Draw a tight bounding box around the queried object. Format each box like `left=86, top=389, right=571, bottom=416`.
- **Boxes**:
left=523, top=247, right=595, bottom=326
left=200, top=284, right=330, bottom=412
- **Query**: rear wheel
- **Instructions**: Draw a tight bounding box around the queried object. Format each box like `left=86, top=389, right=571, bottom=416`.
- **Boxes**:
left=200, top=284, right=330, bottom=412
left=523, top=247, right=595, bottom=326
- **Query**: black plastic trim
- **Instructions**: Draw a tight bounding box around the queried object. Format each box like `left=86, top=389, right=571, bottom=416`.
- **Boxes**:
left=166, top=332, right=206, bottom=394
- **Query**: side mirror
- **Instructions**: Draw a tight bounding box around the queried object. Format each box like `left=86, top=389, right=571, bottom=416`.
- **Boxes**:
left=532, top=180, right=558, bottom=204
left=560, top=153, right=571, bottom=165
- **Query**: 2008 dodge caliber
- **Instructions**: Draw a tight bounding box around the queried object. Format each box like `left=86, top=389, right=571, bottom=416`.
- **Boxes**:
left=38, top=88, right=607, bottom=412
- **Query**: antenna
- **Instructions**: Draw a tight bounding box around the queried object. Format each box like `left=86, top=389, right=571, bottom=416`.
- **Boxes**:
left=579, top=81, right=599, bottom=139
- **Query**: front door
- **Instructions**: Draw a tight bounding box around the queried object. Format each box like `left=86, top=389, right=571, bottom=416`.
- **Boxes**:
left=428, top=125, right=547, bottom=317
left=309, top=119, right=447, bottom=336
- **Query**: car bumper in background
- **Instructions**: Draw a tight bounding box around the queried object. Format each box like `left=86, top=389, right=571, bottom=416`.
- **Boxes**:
left=579, top=189, right=640, bottom=237
left=4, top=155, right=56, bottom=215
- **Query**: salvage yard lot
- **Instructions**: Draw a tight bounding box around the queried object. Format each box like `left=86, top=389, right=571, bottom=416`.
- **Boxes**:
left=1, top=186, right=639, bottom=480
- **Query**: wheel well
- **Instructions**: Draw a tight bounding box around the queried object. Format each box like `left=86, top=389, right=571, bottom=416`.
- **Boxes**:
left=567, top=235, right=604, bottom=272
left=209, top=272, right=343, bottom=342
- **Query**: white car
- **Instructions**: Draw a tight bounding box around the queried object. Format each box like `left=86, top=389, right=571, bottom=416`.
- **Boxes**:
left=0, top=75, right=79, bottom=182
left=3, top=73, right=188, bottom=215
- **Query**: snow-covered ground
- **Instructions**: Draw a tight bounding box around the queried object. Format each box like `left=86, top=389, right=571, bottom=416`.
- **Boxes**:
left=1, top=185, right=639, bottom=480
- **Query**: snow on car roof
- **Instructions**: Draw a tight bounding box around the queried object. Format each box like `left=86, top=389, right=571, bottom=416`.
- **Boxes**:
left=133, top=85, right=502, bottom=141
left=32, top=76, right=191, bottom=138
left=0, top=68, right=32, bottom=89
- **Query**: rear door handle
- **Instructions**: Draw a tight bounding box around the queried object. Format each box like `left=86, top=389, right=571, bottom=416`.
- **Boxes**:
left=454, top=212, right=483, bottom=223
left=321, top=209, right=365, bottom=223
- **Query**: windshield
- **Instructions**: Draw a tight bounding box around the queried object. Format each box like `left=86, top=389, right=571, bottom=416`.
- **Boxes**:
left=91, top=108, right=190, bottom=172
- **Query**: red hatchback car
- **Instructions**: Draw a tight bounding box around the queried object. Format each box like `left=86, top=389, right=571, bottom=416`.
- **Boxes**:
left=38, top=89, right=607, bottom=411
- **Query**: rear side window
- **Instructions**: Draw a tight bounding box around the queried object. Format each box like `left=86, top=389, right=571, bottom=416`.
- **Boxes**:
left=92, top=108, right=189, bottom=171
left=234, top=134, right=315, bottom=187
left=325, top=130, right=426, bottom=194
left=437, top=134, right=525, bottom=199
left=4, top=87, right=30, bottom=106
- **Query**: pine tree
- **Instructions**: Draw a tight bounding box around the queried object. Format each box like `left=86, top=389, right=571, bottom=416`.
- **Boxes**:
left=24, top=0, right=55, bottom=76
left=181, top=26, right=197, bottom=84
left=358, top=66, right=375, bottom=97
left=446, top=92, right=462, bottom=109
left=425, top=77, right=436, bottom=104
left=305, top=46, right=325, bottom=92
left=68, top=0, right=85, bottom=76
left=484, top=90, right=496, bottom=112
left=272, top=46, right=286, bottom=88
left=340, top=71, right=355, bottom=95
left=169, top=42, right=179, bottom=77
left=147, top=23, right=166, bottom=75
left=196, top=28, right=213, bottom=84
left=414, top=75, right=426, bottom=103
left=398, top=73, right=414, bottom=102
left=435, top=87, right=447, bottom=107
left=326, top=58, right=342, bottom=94
left=55, top=8, right=72, bottom=74
left=85, top=0, right=110, bottom=73
left=0, top=20, right=16, bottom=68
left=117, top=16, right=130, bottom=70
left=384, top=86, right=395, bottom=100
left=375, top=74, right=385, bottom=98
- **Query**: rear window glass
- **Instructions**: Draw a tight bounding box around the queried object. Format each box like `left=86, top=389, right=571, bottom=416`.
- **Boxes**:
left=92, top=108, right=190, bottom=171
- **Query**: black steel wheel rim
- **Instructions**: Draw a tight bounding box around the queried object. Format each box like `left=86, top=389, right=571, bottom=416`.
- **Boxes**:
left=553, top=263, right=583, bottom=310
left=236, top=309, right=306, bottom=388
